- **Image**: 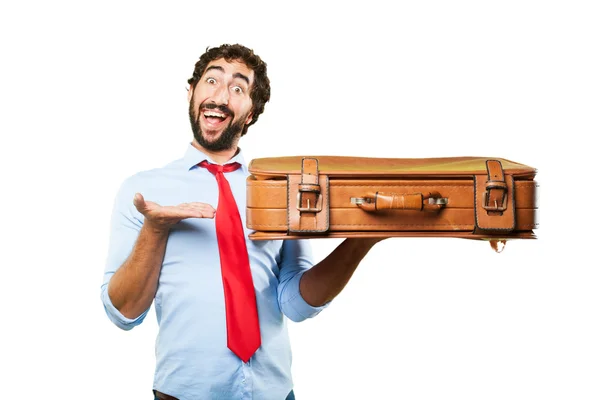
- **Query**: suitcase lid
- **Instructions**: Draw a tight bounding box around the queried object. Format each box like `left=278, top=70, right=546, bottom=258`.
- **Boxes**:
left=248, top=156, right=537, bottom=179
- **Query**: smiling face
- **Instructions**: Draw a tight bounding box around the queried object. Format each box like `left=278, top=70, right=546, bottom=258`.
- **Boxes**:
left=188, top=58, right=255, bottom=152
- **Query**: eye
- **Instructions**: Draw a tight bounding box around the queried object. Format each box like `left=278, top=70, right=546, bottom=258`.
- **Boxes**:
left=232, top=86, right=244, bottom=94
left=206, top=77, right=217, bottom=84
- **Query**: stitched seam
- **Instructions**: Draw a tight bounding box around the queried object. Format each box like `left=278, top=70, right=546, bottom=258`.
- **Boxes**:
left=249, top=185, right=288, bottom=188
left=280, top=291, right=301, bottom=306
left=252, top=183, right=535, bottom=188
left=287, top=176, right=292, bottom=231
left=250, top=223, right=537, bottom=228
left=333, top=184, right=469, bottom=188
left=330, top=223, right=473, bottom=227
left=248, top=224, right=288, bottom=228
left=283, top=292, right=311, bottom=319
left=475, top=175, right=480, bottom=229
left=289, top=229, right=329, bottom=232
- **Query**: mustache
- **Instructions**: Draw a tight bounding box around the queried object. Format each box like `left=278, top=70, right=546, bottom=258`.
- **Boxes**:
left=200, top=102, right=233, bottom=117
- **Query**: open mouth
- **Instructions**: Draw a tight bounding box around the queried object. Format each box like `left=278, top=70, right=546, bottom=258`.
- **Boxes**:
left=201, top=109, right=232, bottom=130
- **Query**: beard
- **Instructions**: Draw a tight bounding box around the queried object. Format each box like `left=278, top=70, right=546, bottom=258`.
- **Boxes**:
left=189, top=101, right=248, bottom=152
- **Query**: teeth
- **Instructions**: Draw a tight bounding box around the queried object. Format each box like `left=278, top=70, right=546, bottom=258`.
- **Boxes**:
left=204, top=111, right=226, bottom=118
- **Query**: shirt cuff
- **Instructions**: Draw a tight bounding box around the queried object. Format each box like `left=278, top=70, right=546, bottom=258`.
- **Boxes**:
left=281, top=271, right=330, bottom=322
left=100, top=284, right=148, bottom=330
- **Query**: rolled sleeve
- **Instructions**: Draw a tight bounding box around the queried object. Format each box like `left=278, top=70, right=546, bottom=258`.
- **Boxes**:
left=277, top=239, right=330, bottom=322
left=100, top=283, right=149, bottom=330
left=100, top=177, right=148, bottom=330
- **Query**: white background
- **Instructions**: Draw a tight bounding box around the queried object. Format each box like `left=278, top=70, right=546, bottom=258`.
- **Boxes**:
left=1, top=1, right=599, bottom=399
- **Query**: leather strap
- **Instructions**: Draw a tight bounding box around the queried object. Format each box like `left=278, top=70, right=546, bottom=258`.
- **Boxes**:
left=475, top=160, right=516, bottom=232
left=483, top=160, right=508, bottom=212
left=288, top=158, right=329, bottom=233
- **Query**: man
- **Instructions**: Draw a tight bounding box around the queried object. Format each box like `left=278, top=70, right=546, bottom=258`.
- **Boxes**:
left=101, top=44, right=382, bottom=400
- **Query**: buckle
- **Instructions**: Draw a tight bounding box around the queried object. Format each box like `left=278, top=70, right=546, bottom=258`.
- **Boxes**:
left=296, top=193, right=323, bottom=212
left=482, top=190, right=508, bottom=212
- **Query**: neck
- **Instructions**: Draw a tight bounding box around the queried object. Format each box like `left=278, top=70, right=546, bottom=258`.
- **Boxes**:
left=191, top=139, right=240, bottom=164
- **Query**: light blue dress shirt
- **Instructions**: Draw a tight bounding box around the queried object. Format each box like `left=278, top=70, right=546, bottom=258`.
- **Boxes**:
left=101, top=144, right=328, bottom=400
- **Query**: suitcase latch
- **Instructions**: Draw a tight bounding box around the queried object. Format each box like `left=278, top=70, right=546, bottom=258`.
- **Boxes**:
left=427, top=197, right=449, bottom=206
left=350, top=197, right=371, bottom=206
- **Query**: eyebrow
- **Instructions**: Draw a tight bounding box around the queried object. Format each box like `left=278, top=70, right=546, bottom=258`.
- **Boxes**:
left=204, top=65, right=250, bottom=85
left=205, top=65, right=224, bottom=74
left=233, top=72, right=250, bottom=85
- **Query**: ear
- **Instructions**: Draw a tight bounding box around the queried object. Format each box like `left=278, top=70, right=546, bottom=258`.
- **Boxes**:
left=187, top=85, right=194, bottom=103
left=244, top=112, right=254, bottom=125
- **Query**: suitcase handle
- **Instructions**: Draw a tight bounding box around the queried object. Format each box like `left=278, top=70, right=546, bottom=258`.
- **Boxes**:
left=351, top=192, right=448, bottom=212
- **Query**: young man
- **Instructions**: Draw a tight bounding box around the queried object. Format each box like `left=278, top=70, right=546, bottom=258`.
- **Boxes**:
left=101, top=44, right=382, bottom=400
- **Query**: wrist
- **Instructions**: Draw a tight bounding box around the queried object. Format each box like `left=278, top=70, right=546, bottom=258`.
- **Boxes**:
left=141, top=221, right=171, bottom=238
left=346, top=237, right=383, bottom=249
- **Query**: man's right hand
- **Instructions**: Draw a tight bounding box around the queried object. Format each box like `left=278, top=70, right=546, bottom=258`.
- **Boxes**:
left=133, top=192, right=216, bottom=232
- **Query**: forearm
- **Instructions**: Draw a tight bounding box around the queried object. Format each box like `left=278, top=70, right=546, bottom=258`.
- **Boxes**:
left=107, top=223, right=169, bottom=319
left=299, top=238, right=382, bottom=307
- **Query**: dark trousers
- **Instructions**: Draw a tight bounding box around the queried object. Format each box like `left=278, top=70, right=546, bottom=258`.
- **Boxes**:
left=154, top=389, right=295, bottom=399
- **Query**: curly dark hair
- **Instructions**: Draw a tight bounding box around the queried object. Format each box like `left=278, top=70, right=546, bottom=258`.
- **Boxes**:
left=187, top=44, right=271, bottom=136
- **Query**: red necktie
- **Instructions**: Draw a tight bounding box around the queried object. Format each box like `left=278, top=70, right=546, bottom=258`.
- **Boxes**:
left=199, top=160, right=261, bottom=362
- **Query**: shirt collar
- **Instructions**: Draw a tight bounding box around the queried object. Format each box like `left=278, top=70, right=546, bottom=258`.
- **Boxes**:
left=183, top=143, right=248, bottom=173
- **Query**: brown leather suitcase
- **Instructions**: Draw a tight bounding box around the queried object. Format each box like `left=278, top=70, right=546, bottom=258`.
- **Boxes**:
left=246, top=156, right=539, bottom=245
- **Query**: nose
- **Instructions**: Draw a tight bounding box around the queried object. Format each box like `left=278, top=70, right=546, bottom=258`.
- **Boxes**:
left=212, top=84, right=229, bottom=106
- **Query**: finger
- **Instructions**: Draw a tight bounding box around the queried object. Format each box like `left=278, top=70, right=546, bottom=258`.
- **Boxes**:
left=169, top=209, right=213, bottom=220
left=199, top=208, right=216, bottom=219
left=191, top=203, right=216, bottom=214
left=181, top=201, right=215, bottom=209
left=133, top=193, right=146, bottom=213
left=181, top=203, right=216, bottom=219
left=189, top=210, right=216, bottom=219
left=179, top=203, right=216, bottom=213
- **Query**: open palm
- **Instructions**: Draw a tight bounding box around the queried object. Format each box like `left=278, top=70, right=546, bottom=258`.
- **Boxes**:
left=133, top=193, right=216, bottom=229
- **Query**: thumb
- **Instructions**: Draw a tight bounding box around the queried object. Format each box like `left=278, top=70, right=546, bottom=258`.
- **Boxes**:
left=133, top=193, right=146, bottom=214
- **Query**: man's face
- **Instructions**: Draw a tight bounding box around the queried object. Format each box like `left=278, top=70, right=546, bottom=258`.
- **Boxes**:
left=188, top=58, right=254, bottom=151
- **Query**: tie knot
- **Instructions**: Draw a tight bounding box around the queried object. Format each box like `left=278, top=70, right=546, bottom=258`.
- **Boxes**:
left=199, top=160, right=241, bottom=175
